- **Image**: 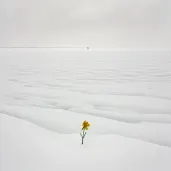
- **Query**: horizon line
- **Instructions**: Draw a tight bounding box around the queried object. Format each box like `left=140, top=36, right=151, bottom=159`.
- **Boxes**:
left=0, top=47, right=170, bottom=50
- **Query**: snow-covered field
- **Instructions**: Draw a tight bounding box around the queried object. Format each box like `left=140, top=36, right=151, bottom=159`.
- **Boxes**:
left=0, top=48, right=171, bottom=171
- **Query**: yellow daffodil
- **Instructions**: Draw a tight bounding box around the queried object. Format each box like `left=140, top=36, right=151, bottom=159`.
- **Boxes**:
left=82, top=120, right=90, bottom=130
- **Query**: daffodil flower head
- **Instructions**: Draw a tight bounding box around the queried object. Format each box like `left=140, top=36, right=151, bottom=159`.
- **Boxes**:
left=82, top=120, right=90, bottom=130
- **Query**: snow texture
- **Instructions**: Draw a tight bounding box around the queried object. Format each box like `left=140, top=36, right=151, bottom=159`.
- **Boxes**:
left=0, top=48, right=171, bottom=171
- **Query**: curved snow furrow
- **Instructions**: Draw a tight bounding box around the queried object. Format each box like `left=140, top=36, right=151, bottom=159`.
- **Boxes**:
left=104, top=93, right=171, bottom=101
left=69, top=107, right=171, bottom=124
left=4, top=91, right=171, bottom=123
left=60, top=88, right=171, bottom=101
left=1, top=114, right=171, bottom=171
left=15, top=88, right=171, bottom=114
left=0, top=104, right=171, bottom=148
left=1, top=110, right=171, bottom=148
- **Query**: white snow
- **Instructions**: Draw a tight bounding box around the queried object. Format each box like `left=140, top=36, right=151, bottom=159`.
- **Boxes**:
left=0, top=48, right=171, bottom=171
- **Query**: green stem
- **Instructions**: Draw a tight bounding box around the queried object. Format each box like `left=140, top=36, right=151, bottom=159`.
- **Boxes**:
left=82, top=137, right=84, bottom=144
left=80, top=129, right=87, bottom=145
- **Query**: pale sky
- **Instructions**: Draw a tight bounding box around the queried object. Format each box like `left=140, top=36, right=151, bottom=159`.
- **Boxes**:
left=0, top=0, right=171, bottom=48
